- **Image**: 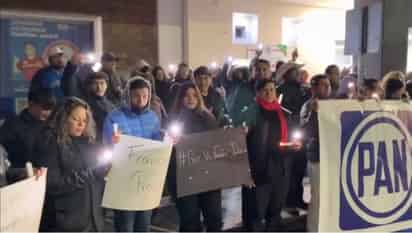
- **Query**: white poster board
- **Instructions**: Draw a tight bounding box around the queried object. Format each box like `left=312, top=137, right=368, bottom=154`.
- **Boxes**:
left=0, top=171, right=47, bottom=232
left=318, top=100, right=412, bottom=232
left=102, top=135, right=172, bottom=211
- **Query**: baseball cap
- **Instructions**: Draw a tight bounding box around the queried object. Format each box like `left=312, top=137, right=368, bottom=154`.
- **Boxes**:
left=49, top=47, right=64, bottom=57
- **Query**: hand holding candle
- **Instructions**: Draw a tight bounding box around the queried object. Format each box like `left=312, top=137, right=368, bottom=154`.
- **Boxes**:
left=112, top=123, right=121, bottom=144
left=165, top=122, right=183, bottom=145
left=372, top=92, right=380, bottom=100
left=99, top=150, right=113, bottom=165
left=279, top=130, right=303, bottom=151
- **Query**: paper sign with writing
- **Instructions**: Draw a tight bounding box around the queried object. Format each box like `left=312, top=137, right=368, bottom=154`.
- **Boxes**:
left=175, top=128, right=251, bottom=197
left=102, top=135, right=173, bottom=211
left=0, top=171, right=47, bottom=232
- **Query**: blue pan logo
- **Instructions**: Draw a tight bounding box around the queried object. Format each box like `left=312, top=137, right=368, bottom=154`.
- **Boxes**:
left=341, top=112, right=412, bottom=228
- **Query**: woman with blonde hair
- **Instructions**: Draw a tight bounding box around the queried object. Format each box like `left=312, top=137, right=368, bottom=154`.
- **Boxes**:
left=32, top=97, right=108, bottom=232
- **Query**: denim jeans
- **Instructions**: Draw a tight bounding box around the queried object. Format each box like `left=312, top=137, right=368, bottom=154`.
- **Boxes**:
left=114, top=210, right=152, bottom=232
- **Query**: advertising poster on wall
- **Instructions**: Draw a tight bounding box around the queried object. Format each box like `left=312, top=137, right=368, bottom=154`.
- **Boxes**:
left=0, top=10, right=101, bottom=114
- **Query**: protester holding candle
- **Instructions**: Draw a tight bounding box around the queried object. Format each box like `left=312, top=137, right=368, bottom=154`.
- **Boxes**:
left=31, top=97, right=108, bottom=232
left=276, top=62, right=310, bottom=213
left=168, top=82, right=222, bottom=232
left=241, top=79, right=302, bottom=232
left=0, top=88, right=56, bottom=169
left=102, top=77, right=161, bottom=232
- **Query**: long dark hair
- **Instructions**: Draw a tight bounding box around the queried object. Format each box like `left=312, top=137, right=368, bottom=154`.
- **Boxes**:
left=46, top=97, right=96, bottom=144
left=171, top=82, right=207, bottom=115
left=152, top=65, right=169, bottom=81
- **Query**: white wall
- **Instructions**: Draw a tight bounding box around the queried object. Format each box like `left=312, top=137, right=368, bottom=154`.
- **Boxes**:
left=157, top=0, right=184, bottom=68
left=184, top=0, right=350, bottom=75
left=156, top=0, right=351, bottom=75
left=288, top=10, right=348, bottom=73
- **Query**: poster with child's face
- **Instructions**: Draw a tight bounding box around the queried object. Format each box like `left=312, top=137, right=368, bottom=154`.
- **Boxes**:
left=0, top=17, right=94, bottom=100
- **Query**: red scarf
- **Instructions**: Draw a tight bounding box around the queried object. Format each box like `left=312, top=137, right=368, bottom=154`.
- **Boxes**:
left=256, top=96, right=289, bottom=143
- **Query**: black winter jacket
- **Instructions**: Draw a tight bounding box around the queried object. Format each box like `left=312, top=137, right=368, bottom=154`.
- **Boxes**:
left=247, top=106, right=290, bottom=185
left=61, top=62, right=93, bottom=98
left=277, top=81, right=311, bottom=127
left=0, top=109, right=44, bottom=168
left=86, top=95, right=115, bottom=142
left=32, top=130, right=106, bottom=232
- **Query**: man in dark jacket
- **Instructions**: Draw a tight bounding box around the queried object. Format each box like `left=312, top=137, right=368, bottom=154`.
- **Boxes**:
left=85, top=72, right=115, bottom=143
left=61, top=53, right=94, bottom=98
left=100, top=52, right=123, bottom=106
left=30, top=47, right=66, bottom=101
left=0, top=88, right=56, bottom=168
left=0, top=145, right=44, bottom=187
left=194, top=66, right=228, bottom=126
left=300, top=74, right=331, bottom=232
left=276, top=63, right=311, bottom=211
left=0, top=145, right=25, bottom=187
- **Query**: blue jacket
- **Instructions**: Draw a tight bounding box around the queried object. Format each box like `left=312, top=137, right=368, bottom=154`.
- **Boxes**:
left=102, top=77, right=161, bottom=144
left=102, top=107, right=161, bottom=144
left=30, top=66, right=64, bottom=100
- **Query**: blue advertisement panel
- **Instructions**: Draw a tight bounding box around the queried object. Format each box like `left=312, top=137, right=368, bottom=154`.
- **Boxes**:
left=0, top=14, right=94, bottom=114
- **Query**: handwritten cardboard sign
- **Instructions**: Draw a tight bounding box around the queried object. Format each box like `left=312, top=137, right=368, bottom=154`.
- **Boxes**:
left=174, top=128, right=251, bottom=197
left=102, top=135, right=172, bottom=211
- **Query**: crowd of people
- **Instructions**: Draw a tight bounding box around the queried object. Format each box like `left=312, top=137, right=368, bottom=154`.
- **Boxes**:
left=1, top=46, right=412, bottom=232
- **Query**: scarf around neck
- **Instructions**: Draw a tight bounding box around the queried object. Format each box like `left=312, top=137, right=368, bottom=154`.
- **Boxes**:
left=256, top=96, right=289, bottom=143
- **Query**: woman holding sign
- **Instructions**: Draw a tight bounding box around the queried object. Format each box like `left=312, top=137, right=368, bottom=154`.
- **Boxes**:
left=168, top=82, right=222, bottom=232
left=241, top=79, right=302, bottom=232
left=32, top=97, right=108, bottom=232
